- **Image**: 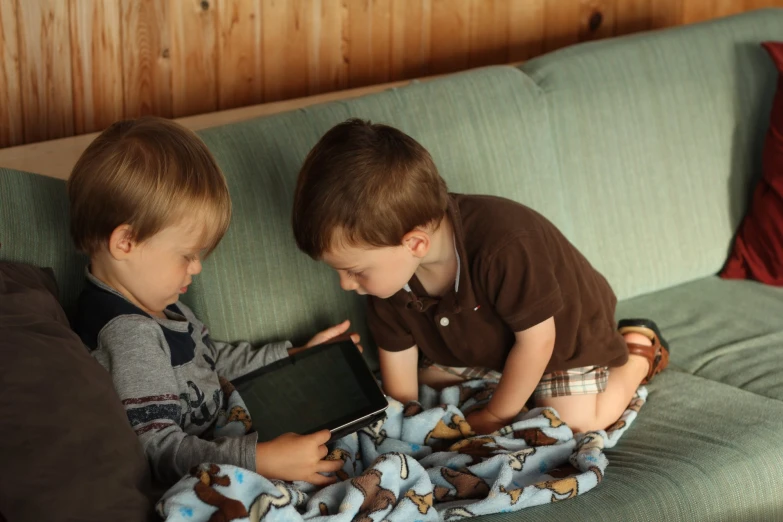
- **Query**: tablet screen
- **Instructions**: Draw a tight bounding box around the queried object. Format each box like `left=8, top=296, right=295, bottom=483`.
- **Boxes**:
left=232, top=340, right=387, bottom=442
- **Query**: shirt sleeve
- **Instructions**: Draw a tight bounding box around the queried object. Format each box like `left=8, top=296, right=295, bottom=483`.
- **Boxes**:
left=366, top=296, right=416, bottom=352
left=94, top=315, right=258, bottom=485
left=176, top=302, right=291, bottom=381
left=482, top=232, right=564, bottom=333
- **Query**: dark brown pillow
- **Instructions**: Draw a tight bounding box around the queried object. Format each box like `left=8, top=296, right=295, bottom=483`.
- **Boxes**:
left=0, top=262, right=153, bottom=522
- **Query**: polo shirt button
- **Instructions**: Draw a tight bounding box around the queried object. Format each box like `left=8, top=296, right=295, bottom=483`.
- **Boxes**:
left=440, top=317, right=450, bottom=327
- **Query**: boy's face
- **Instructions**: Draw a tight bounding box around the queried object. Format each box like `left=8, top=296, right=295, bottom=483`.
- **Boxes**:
left=322, top=243, right=420, bottom=299
left=107, top=221, right=207, bottom=316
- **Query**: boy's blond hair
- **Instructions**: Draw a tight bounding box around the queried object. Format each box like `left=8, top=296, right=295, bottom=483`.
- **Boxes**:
left=292, top=118, right=449, bottom=258
left=68, top=116, right=231, bottom=256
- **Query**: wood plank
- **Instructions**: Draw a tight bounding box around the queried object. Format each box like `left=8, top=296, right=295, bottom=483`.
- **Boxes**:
left=390, top=0, right=432, bottom=80
left=744, top=0, right=783, bottom=8
left=347, top=0, right=373, bottom=87
left=0, top=0, right=23, bottom=147
left=309, top=0, right=349, bottom=94
left=216, top=0, right=263, bottom=110
left=17, top=0, right=74, bottom=143
left=430, top=0, right=471, bottom=74
left=681, top=0, right=715, bottom=24
left=543, top=0, right=580, bottom=52
left=370, top=0, right=392, bottom=84
left=468, top=0, right=510, bottom=68
left=650, top=0, right=684, bottom=29
left=262, top=0, right=310, bottom=102
left=170, top=0, right=218, bottom=117
left=615, top=0, right=651, bottom=36
left=508, top=0, right=545, bottom=62
left=713, top=0, right=747, bottom=17
left=579, top=0, right=616, bottom=42
left=69, top=0, right=123, bottom=135
left=120, top=0, right=172, bottom=118
left=0, top=76, right=426, bottom=180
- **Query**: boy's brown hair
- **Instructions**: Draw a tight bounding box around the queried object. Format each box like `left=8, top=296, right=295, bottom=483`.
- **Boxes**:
left=68, top=116, right=231, bottom=257
left=292, top=118, right=449, bottom=258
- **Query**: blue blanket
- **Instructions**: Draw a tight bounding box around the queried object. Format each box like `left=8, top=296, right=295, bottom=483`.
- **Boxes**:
left=158, top=380, right=646, bottom=521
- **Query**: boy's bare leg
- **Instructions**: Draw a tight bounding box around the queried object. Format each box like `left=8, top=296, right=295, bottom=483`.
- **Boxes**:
left=418, top=366, right=467, bottom=390
left=537, top=332, right=652, bottom=433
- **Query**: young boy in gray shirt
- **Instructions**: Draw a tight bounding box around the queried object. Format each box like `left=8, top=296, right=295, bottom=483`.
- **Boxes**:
left=69, top=117, right=353, bottom=486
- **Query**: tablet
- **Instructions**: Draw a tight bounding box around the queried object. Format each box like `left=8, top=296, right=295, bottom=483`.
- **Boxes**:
left=231, top=339, right=388, bottom=442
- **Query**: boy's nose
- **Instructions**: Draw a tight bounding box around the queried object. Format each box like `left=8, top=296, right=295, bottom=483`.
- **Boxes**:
left=339, top=273, right=358, bottom=292
left=189, top=260, right=203, bottom=275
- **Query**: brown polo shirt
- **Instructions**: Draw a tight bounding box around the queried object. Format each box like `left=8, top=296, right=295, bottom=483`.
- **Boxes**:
left=366, top=194, right=629, bottom=373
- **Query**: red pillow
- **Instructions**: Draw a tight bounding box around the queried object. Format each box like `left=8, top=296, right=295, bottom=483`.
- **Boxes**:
left=721, top=42, right=783, bottom=285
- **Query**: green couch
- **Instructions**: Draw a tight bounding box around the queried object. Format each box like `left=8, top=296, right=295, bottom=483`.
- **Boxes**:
left=2, top=9, right=782, bottom=522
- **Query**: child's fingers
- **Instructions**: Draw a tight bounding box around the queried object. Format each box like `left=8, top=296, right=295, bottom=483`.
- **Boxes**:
left=355, top=343, right=364, bottom=353
left=308, top=429, right=332, bottom=446
left=350, top=332, right=361, bottom=345
left=317, top=459, right=345, bottom=473
left=306, top=320, right=351, bottom=347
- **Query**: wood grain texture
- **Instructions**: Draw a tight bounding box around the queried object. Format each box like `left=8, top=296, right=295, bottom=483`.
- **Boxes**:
left=0, top=0, right=23, bottom=147
left=217, top=0, right=263, bottom=110
left=430, top=0, right=471, bottom=74
left=69, top=0, right=123, bottom=134
left=170, top=0, right=218, bottom=117
left=17, top=0, right=74, bottom=143
left=579, top=0, right=616, bottom=42
left=391, top=0, right=432, bottom=79
left=3, top=0, right=782, bottom=147
left=615, top=0, right=651, bottom=35
left=508, top=0, right=545, bottom=62
left=121, top=0, right=172, bottom=118
left=263, top=0, right=311, bottom=101
left=468, top=0, right=510, bottom=68
left=543, top=0, right=580, bottom=52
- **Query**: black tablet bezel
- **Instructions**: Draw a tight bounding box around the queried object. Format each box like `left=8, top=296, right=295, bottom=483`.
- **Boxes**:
left=231, top=340, right=388, bottom=441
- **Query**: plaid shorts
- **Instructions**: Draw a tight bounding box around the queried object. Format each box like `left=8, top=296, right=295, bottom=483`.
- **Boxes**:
left=420, top=358, right=609, bottom=400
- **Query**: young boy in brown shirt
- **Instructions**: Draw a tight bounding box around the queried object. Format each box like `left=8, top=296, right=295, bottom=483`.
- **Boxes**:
left=292, top=119, right=669, bottom=435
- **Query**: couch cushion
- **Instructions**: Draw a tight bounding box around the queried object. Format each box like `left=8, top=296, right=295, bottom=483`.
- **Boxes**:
left=189, top=66, right=560, bottom=361
left=520, top=9, right=783, bottom=300
left=0, top=262, right=152, bottom=522
left=617, top=275, right=783, bottom=402
left=474, top=371, right=783, bottom=522
left=0, top=169, right=85, bottom=313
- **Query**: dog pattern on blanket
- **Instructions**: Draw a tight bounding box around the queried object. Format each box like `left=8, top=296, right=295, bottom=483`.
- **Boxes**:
left=157, top=380, right=647, bottom=521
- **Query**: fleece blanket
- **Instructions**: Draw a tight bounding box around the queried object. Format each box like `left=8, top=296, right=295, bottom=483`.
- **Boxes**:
left=157, top=380, right=646, bottom=521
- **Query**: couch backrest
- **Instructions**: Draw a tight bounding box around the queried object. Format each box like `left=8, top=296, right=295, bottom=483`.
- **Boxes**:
left=519, top=8, right=782, bottom=299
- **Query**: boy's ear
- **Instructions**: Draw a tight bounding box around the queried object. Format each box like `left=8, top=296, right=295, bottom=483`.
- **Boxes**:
left=107, top=224, right=136, bottom=260
left=402, top=229, right=430, bottom=258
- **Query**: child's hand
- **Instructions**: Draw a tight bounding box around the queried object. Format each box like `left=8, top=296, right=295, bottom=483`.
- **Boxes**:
left=255, top=430, right=343, bottom=485
left=466, top=407, right=506, bottom=435
left=290, top=320, right=363, bottom=355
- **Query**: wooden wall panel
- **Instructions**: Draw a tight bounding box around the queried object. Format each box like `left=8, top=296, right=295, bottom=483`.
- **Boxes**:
left=430, top=0, right=471, bottom=74
left=508, top=0, right=545, bottom=62
left=615, top=0, right=652, bottom=36
left=216, top=0, right=263, bottom=110
left=171, top=0, right=218, bottom=117
left=121, top=0, right=172, bottom=118
left=69, top=0, right=123, bottom=134
left=0, top=1, right=23, bottom=147
left=17, top=0, right=74, bottom=143
left=263, top=0, right=311, bottom=102
left=2, top=0, right=782, bottom=148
